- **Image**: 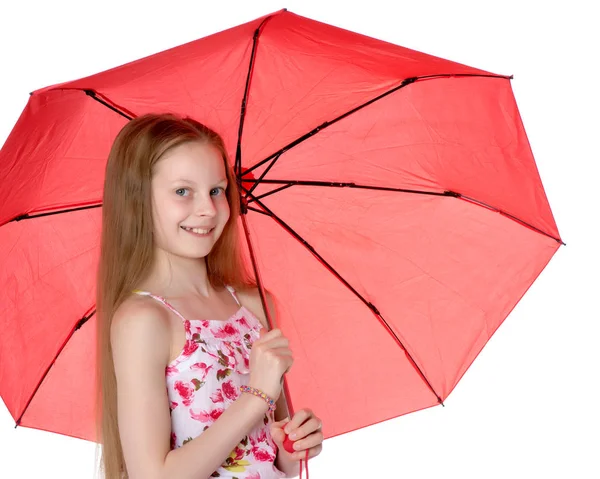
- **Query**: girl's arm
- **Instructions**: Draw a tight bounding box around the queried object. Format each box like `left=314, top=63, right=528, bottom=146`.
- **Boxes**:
left=111, top=299, right=272, bottom=479
left=164, top=394, right=271, bottom=478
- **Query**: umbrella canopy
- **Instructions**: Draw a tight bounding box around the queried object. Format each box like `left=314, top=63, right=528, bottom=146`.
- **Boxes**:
left=0, top=9, right=562, bottom=442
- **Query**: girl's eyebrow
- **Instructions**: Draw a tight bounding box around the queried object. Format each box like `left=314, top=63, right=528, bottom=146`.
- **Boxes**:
left=170, top=179, right=196, bottom=186
left=170, top=178, right=228, bottom=184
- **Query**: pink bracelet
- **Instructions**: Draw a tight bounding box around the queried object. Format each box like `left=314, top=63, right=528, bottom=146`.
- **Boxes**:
left=239, top=385, right=277, bottom=412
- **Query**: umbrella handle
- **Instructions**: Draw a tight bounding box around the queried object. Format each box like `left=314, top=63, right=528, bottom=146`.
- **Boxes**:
left=240, top=208, right=306, bottom=475
left=282, top=437, right=309, bottom=479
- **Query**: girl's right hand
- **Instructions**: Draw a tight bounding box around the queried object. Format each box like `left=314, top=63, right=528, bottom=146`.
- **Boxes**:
left=248, top=328, right=294, bottom=400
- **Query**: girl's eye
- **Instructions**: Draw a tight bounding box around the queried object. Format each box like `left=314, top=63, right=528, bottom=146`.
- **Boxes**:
left=210, top=187, right=225, bottom=196
left=175, top=188, right=190, bottom=197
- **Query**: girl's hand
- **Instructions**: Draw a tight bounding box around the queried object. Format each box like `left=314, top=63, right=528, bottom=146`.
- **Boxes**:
left=271, top=409, right=323, bottom=461
left=248, top=328, right=294, bottom=401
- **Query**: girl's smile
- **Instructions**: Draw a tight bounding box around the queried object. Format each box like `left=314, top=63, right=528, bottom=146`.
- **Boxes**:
left=180, top=225, right=215, bottom=237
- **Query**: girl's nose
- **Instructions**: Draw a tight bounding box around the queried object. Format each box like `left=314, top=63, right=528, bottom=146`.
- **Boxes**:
left=195, top=195, right=217, bottom=217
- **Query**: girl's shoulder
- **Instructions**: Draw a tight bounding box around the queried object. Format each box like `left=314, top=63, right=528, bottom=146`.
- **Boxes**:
left=111, top=294, right=172, bottom=343
left=110, top=293, right=173, bottom=369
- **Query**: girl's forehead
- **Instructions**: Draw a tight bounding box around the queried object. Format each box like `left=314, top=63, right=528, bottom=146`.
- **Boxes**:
left=155, top=142, right=226, bottom=180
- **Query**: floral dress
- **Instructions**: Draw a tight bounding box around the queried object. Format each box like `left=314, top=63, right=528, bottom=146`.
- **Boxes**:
left=133, top=286, right=286, bottom=479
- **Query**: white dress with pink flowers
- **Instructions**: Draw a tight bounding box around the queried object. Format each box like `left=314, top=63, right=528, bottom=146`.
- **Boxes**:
left=133, top=286, right=286, bottom=479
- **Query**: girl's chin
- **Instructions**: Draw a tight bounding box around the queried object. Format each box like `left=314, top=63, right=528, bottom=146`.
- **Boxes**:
left=172, top=250, right=213, bottom=260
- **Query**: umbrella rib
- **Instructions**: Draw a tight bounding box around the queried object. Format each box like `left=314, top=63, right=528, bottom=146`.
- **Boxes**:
left=235, top=13, right=279, bottom=177
left=247, top=205, right=271, bottom=216
left=15, top=308, right=96, bottom=428
left=241, top=72, right=512, bottom=177
left=245, top=179, right=451, bottom=196
left=246, top=153, right=282, bottom=197
left=241, top=185, right=444, bottom=406
left=248, top=183, right=295, bottom=203
left=84, top=90, right=136, bottom=120
left=243, top=180, right=565, bottom=245
left=456, top=192, right=566, bottom=245
left=3, top=202, right=102, bottom=226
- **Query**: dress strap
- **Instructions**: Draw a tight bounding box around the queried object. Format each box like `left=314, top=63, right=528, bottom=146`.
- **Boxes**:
left=132, top=290, right=188, bottom=322
left=225, top=285, right=241, bottom=307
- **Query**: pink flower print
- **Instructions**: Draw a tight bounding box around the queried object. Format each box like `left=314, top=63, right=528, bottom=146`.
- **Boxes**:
left=210, top=388, right=224, bottom=403
left=252, top=447, right=275, bottom=462
left=190, top=362, right=213, bottom=380
left=255, top=428, right=267, bottom=443
left=184, top=320, right=191, bottom=335
left=170, top=432, right=177, bottom=450
left=169, top=400, right=179, bottom=411
left=246, top=473, right=261, bottom=479
left=165, top=364, right=179, bottom=377
left=190, top=408, right=225, bottom=423
left=248, top=428, right=269, bottom=450
left=182, top=339, right=199, bottom=357
left=211, top=408, right=224, bottom=420
left=232, top=445, right=246, bottom=461
left=174, top=380, right=196, bottom=407
left=226, top=341, right=241, bottom=357
left=201, top=320, right=210, bottom=329
left=213, top=323, right=239, bottom=338
left=236, top=315, right=250, bottom=329
left=222, top=380, right=238, bottom=401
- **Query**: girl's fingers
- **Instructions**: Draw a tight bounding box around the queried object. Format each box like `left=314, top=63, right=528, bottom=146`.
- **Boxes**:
left=257, top=336, right=289, bottom=349
left=289, top=430, right=324, bottom=453
left=256, top=328, right=283, bottom=342
left=271, top=347, right=293, bottom=356
left=291, top=443, right=323, bottom=461
left=287, top=416, right=321, bottom=440
left=284, top=408, right=316, bottom=435
left=271, top=417, right=291, bottom=429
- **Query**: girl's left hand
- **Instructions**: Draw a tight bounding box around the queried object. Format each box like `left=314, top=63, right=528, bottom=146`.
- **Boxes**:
left=271, top=408, right=323, bottom=461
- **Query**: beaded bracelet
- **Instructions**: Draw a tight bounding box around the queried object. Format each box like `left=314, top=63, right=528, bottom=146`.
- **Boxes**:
left=239, top=385, right=277, bottom=412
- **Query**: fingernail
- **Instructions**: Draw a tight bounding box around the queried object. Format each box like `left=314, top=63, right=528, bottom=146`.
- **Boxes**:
left=289, top=432, right=297, bottom=439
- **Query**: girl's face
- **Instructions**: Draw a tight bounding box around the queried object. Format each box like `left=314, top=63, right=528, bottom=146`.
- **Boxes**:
left=151, top=141, right=230, bottom=259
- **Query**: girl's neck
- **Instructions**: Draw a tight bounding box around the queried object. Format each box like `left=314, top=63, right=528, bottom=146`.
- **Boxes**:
left=141, top=247, right=214, bottom=299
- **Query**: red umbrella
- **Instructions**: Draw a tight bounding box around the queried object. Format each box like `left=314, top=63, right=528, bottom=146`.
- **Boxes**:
left=0, top=9, right=563, bottom=444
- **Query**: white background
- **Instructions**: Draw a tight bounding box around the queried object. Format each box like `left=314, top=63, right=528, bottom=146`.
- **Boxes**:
left=1, top=0, right=598, bottom=478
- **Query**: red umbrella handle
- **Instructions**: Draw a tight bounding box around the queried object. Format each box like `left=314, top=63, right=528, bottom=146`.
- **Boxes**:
left=283, top=436, right=309, bottom=478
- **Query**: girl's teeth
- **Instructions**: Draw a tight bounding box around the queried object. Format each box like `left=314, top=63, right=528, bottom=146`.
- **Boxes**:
left=183, top=226, right=211, bottom=234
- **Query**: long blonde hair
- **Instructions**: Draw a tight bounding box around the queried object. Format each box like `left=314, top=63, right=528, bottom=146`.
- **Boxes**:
left=95, top=113, right=256, bottom=479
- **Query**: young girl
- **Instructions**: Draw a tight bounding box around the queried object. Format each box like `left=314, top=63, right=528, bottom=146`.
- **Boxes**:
left=95, top=113, right=323, bottom=478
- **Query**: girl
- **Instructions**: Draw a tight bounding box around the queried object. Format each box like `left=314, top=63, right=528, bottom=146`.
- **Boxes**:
left=95, top=113, right=323, bottom=479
